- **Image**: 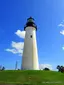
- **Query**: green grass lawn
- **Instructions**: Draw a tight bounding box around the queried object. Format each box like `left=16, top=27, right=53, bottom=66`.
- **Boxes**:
left=0, top=70, right=64, bottom=85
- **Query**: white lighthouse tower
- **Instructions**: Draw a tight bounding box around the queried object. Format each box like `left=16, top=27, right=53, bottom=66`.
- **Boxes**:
left=21, top=17, right=39, bottom=70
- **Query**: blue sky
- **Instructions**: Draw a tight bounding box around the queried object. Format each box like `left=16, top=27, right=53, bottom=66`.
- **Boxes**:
left=0, top=0, right=64, bottom=70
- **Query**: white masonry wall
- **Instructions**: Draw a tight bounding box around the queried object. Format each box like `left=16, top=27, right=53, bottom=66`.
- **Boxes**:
left=21, top=27, right=39, bottom=70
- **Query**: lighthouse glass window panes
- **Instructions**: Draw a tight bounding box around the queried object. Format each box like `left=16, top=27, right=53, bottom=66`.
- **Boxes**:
left=28, top=19, right=33, bottom=22
left=30, top=35, right=32, bottom=38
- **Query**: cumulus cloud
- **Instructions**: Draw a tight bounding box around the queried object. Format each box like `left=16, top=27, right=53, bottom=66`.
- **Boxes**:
left=39, top=64, right=52, bottom=70
left=60, top=30, right=64, bottom=35
left=5, top=29, right=25, bottom=56
left=58, top=20, right=64, bottom=27
left=62, top=46, right=64, bottom=50
left=15, top=30, right=25, bottom=38
left=5, top=41, right=24, bottom=56
left=5, top=49, right=18, bottom=54
left=12, top=41, right=24, bottom=50
left=58, top=24, right=64, bottom=27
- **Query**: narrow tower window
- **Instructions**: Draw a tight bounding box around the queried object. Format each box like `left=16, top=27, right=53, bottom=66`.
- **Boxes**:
left=30, top=35, right=32, bottom=38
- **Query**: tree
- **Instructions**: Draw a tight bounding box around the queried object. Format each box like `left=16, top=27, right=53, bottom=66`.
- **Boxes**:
left=43, top=67, right=50, bottom=71
left=57, top=65, right=61, bottom=72
left=1, top=66, right=5, bottom=70
left=60, top=66, right=64, bottom=73
left=0, top=65, right=2, bottom=70
left=57, top=65, right=64, bottom=73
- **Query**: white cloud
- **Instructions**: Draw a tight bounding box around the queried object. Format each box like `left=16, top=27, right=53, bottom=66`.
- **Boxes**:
left=39, top=64, right=52, bottom=70
left=12, top=41, right=24, bottom=50
left=58, top=23, right=64, bottom=27
left=62, top=46, right=64, bottom=50
left=5, top=41, right=24, bottom=56
left=5, top=49, right=18, bottom=54
left=15, top=30, right=25, bottom=38
left=58, top=20, right=64, bottom=27
left=5, top=29, right=25, bottom=56
left=60, top=30, right=64, bottom=35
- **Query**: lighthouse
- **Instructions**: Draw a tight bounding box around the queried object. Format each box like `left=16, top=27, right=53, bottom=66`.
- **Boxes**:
left=21, top=17, right=39, bottom=70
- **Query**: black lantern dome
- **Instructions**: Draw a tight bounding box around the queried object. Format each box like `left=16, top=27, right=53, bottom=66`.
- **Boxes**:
left=24, top=17, right=37, bottom=30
